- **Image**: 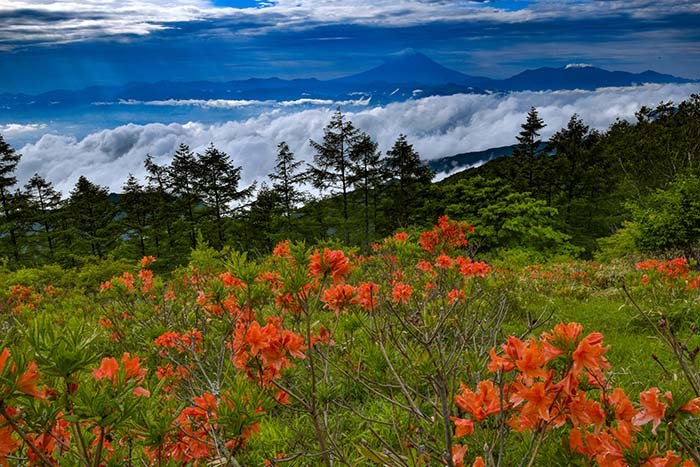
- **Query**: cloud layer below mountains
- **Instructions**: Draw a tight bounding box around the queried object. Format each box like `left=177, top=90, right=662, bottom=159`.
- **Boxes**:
left=15, top=83, right=700, bottom=194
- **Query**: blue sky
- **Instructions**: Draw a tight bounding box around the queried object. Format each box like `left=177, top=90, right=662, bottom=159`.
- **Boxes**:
left=1, top=0, right=699, bottom=93
left=2, top=1, right=700, bottom=193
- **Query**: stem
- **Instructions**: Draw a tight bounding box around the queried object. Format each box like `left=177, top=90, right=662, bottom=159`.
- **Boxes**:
left=669, top=424, right=700, bottom=464
left=0, top=405, right=55, bottom=467
left=497, top=370, right=506, bottom=467
left=92, top=426, right=105, bottom=467
left=65, top=380, right=91, bottom=467
left=305, top=308, right=331, bottom=467
left=435, top=377, right=454, bottom=467
left=525, top=429, right=545, bottom=467
left=621, top=283, right=700, bottom=396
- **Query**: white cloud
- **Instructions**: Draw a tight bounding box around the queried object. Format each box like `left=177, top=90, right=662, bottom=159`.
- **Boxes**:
left=91, top=97, right=372, bottom=109
left=15, top=83, right=700, bottom=194
left=0, top=123, right=47, bottom=136
left=2, top=0, right=698, bottom=49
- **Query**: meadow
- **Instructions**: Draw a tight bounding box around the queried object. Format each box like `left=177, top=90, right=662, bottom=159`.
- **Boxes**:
left=1, top=216, right=699, bottom=466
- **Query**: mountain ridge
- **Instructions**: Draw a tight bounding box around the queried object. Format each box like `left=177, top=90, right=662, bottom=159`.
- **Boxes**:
left=1, top=51, right=695, bottom=110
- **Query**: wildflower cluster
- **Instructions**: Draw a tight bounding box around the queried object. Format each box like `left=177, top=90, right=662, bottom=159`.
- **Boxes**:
left=452, top=322, right=700, bottom=466
left=637, top=257, right=700, bottom=291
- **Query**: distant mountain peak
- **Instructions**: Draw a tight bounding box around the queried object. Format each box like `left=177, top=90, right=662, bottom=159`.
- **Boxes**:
left=334, top=51, right=489, bottom=86
left=392, top=48, right=422, bottom=58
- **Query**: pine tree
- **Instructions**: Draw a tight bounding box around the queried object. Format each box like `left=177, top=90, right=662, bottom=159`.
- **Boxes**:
left=168, top=143, right=201, bottom=249
left=548, top=114, right=592, bottom=204
left=144, top=155, right=175, bottom=254
left=119, top=174, right=150, bottom=258
left=269, top=142, right=306, bottom=233
left=513, top=106, right=546, bottom=191
left=349, top=132, right=383, bottom=244
left=308, top=110, right=360, bottom=240
left=0, top=135, right=22, bottom=262
left=24, top=173, right=62, bottom=259
left=196, top=144, right=254, bottom=247
left=384, top=134, right=433, bottom=228
left=65, top=176, right=115, bottom=259
left=243, top=183, right=283, bottom=252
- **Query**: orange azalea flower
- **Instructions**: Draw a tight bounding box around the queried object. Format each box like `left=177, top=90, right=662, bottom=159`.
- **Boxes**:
left=514, top=339, right=547, bottom=383
left=155, top=331, right=181, bottom=349
left=138, top=269, right=154, bottom=293
left=416, top=260, right=434, bottom=272
left=133, top=386, right=151, bottom=398
left=685, top=275, right=700, bottom=291
left=451, top=444, right=468, bottom=467
left=392, top=282, right=412, bottom=304
left=681, top=397, right=700, bottom=415
left=569, top=427, right=586, bottom=455
left=435, top=254, right=453, bottom=269
left=118, top=271, right=135, bottom=291
left=219, top=272, right=246, bottom=289
left=448, top=289, right=466, bottom=304
left=567, top=392, right=605, bottom=429
left=540, top=322, right=583, bottom=361
left=281, top=330, right=306, bottom=359
left=140, top=255, right=156, bottom=268
left=26, top=412, right=70, bottom=465
left=273, top=240, right=292, bottom=258
left=0, top=420, right=20, bottom=466
left=93, top=353, right=147, bottom=386
left=455, top=256, right=491, bottom=278
left=321, top=284, right=357, bottom=314
left=611, top=420, right=636, bottom=449
left=572, top=332, right=610, bottom=377
left=16, top=361, right=44, bottom=399
left=455, top=380, right=503, bottom=421
left=231, top=318, right=307, bottom=385
left=511, top=381, right=556, bottom=426
left=419, top=230, right=440, bottom=253
left=608, top=387, right=638, bottom=422
left=393, top=232, right=408, bottom=242
left=93, top=357, right=119, bottom=383
left=121, top=353, right=147, bottom=381
left=355, top=282, right=379, bottom=311
left=309, top=248, right=352, bottom=282
left=450, top=417, right=475, bottom=438
left=473, top=457, right=485, bottom=467
left=487, top=347, right=515, bottom=373
left=0, top=347, right=10, bottom=374
left=633, top=387, right=671, bottom=434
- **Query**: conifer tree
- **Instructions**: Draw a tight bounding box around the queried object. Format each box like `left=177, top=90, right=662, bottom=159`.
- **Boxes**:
left=65, top=176, right=115, bottom=259
left=548, top=114, right=594, bottom=204
left=513, top=106, right=546, bottom=191
left=119, top=174, right=150, bottom=258
left=0, top=135, right=22, bottom=262
left=349, top=132, right=383, bottom=244
left=168, top=143, right=201, bottom=249
left=269, top=141, right=306, bottom=232
left=244, top=183, right=283, bottom=251
left=384, top=134, right=433, bottom=228
left=196, top=144, right=254, bottom=247
left=144, top=155, right=175, bottom=254
left=308, top=110, right=360, bottom=240
left=24, top=173, right=62, bottom=259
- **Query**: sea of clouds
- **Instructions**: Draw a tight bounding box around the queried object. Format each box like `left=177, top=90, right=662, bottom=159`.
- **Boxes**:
left=11, top=82, right=700, bottom=194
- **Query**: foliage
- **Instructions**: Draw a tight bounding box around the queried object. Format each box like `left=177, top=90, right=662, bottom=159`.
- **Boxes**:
left=631, top=176, right=700, bottom=257
left=0, top=217, right=699, bottom=466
